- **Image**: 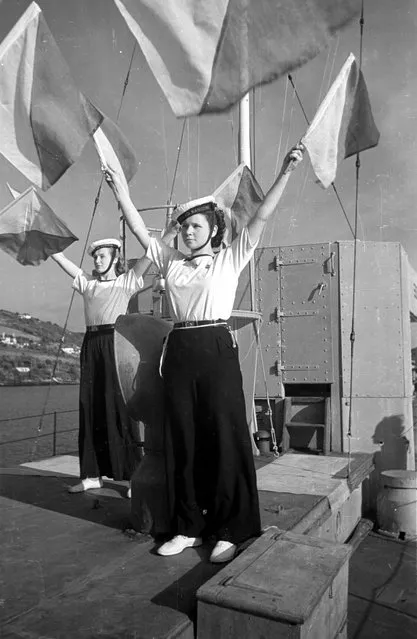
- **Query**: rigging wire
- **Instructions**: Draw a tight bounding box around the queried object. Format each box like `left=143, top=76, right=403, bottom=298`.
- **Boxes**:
left=289, top=48, right=335, bottom=225
left=168, top=118, right=187, bottom=204
left=31, top=43, right=138, bottom=460
left=325, top=34, right=340, bottom=95
left=316, top=39, right=332, bottom=107
left=187, top=117, right=191, bottom=199
left=197, top=117, right=200, bottom=193
left=30, top=182, right=105, bottom=460
left=268, top=83, right=295, bottom=246
left=273, top=76, right=289, bottom=180
left=287, top=74, right=355, bottom=239
left=347, top=0, right=365, bottom=475
left=251, top=88, right=256, bottom=174
left=161, top=101, right=170, bottom=195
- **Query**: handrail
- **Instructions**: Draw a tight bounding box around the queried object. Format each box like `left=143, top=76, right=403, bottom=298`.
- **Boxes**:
left=1, top=409, right=78, bottom=459
left=0, top=426, right=78, bottom=447
left=0, top=408, right=77, bottom=424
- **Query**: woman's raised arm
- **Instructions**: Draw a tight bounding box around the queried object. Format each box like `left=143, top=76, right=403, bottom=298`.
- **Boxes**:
left=50, top=252, right=80, bottom=279
left=247, top=144, right=304, bottom=245
left=104, top=166, right=150, bottom=251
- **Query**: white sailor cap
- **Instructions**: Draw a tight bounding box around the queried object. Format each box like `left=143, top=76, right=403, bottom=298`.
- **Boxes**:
left=87, top=238, right=122, bottom=256
left=174, top=195, right=216, bottom=224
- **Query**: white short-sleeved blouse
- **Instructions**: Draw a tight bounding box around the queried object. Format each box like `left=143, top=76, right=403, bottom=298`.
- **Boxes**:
left=73, top=269, right=143, bottom=327
left=146, top=227, right=258, bottom=322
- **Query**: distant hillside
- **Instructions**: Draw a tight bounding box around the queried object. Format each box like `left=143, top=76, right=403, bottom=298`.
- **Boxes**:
left=0, top=309, right=84, bottom=347
left=0, top=310, right=84, bottom=385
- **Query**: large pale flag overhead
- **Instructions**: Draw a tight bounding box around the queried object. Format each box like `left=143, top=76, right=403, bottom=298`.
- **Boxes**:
left=212, top=163, right=264, bottom=245
left=113, top=0, right=361, bottom=117
left=0, top=2, right=102, bottom=190
left=0, top=187, right=78, bottom=266
left=302, top=53, right=380, bottom=188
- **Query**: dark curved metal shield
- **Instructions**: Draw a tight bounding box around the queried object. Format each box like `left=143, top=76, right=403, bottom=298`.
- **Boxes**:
left=114, top=313, right=171, bottom=425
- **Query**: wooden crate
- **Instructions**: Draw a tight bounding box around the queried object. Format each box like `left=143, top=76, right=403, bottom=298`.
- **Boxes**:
left=197, top=528, right=351, bottom=639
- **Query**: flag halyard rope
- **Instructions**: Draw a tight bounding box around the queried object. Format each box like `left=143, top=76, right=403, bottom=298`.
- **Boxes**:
left=347, top=0, right=366, bottom=476
left=31, top=44, right=138, bottom=460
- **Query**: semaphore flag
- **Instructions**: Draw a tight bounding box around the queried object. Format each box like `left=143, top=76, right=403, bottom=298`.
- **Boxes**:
left=301, top=53, right=380, bottom=188
left=0, top=186, right=78, bottom=265
left=0, top=2, right=102, bottom=190
left=6, top=183, right=21, bottom=199
left=113, top=0, right=361, bottom=117
left=212, top=163, right=264, bottom=245
left=92, top=105, right=139, bottom=184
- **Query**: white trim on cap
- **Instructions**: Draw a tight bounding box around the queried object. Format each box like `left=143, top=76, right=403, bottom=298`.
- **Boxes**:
left=175, top=195, right=215, bottom=217
left=88, top=238, right=122, bottom=256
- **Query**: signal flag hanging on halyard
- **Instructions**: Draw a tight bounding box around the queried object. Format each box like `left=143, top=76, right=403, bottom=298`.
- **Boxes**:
left=0, top=2, right=102, bottom=190
left=212, top=163, right=264, bottom=245
left=113, top=0, right=362, bottom=117
left=301, top=53, right=380, bottom=189
left=6, top=183, right=21, bottom=200
left=0, top=187, right=78, bottom=266
left=92, top=106, right=139, bottom=184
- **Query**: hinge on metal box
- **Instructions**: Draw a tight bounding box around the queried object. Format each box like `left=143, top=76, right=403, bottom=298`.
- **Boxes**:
left=279, top=310, right=319, bottom=317
left=274, top=256, right=282, bottom=270
left=325, top=252, right=336, bottom=276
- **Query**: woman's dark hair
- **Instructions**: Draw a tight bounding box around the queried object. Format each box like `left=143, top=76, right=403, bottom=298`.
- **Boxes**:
left=114, top=254, right=126, bottom=275
left=207, top=206, right=226, bottom=248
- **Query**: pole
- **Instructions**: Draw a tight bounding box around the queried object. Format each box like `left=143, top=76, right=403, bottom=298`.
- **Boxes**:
left=238, top=94, right=256, bottom=311
left=238, top=1, right=255, bottom=311
left=238, top=94, right=251, bottom=168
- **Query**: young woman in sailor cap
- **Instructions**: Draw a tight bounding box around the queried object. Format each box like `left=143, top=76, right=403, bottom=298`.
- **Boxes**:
left=104, top=144, right=304, bottom=562
left=51, top=239, right=148, bottom=495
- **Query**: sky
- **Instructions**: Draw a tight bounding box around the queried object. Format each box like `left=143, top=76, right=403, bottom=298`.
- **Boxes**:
left=0, top=0, right=416, bottom=333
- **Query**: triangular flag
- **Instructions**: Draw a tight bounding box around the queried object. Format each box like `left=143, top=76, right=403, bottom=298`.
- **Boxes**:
left=6, top=183, right=21, bottom=199
left=302, top=53, right=380, bottom=188
left=113, top=0, right=361, bottom=116
left=92, top=105, right=139, bottom=184
left=212, top=163, right=264, bottom=245
left=0, top=186, right=78, bottom=265
left=0, top=2, right=102, bottom=190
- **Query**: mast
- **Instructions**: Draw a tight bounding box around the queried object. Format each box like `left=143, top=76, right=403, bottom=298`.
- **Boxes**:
left=238, top=94, right=256, bottom=311
left=238, top=0, right=255, bottom=311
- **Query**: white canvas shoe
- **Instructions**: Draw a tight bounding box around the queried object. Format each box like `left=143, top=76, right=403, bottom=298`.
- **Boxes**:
left=157, top=535, right=203, bottom=556
left=210, top=540, right=236, bottom=563
left=68, top=478, right=103, bottom=493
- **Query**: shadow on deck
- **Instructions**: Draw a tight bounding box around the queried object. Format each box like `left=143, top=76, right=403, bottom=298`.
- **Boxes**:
left=1, top=453, right=415, bottom=638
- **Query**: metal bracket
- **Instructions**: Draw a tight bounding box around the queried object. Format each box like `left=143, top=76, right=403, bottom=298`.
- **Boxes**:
left=273, top=256, right=282, bottom=270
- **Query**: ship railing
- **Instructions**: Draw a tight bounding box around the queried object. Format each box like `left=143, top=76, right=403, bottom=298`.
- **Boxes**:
left=0, top=409, right=78, bottom=464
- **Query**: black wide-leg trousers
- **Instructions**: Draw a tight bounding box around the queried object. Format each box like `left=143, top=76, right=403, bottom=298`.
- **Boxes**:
left=78, top=329, right=137, bottom=481
left=162, top=325, right=261, bottom=544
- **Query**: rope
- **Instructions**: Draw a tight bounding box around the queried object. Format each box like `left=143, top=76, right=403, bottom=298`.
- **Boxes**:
left=30, top=182, right=105, bottom=459
left=347, top=0, right=366, bottom=476
left=31, top=43, right=137, bottom=460
left=254, top=319, right=279, bottom=457
left=251, top=88, right=256, bottom=174
left=230, top=109, right=238, bottom=167
left=268, top=83, right=295, bottom=246
left=197, top=117, right=200, bottom=193
left=287, top=74, right=356, bottom=239
left=186, top=118, right=190, bottom=199
left=274, top=76, right=289, bottom=180
left=169, top=118, right=187, bottom=203
left=161, top=101, right=170, bottom=195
